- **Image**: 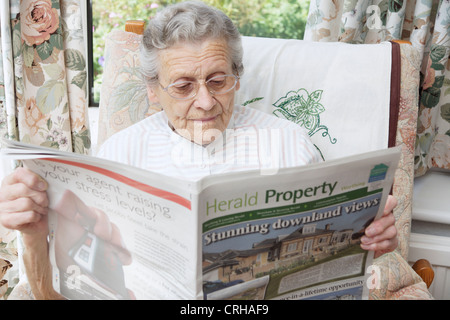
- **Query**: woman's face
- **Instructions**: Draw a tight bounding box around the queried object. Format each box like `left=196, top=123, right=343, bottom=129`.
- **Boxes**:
left=147, top=38, right=240, bottom=145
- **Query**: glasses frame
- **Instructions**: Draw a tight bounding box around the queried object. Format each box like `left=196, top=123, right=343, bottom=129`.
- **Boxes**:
left=159, top=74, right=240, bottom=101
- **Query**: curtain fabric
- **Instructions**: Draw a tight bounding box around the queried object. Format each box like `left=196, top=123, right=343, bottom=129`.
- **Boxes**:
left=0, top=0, right=90, bottom=299
left=304, top=0, right=450, bottom=176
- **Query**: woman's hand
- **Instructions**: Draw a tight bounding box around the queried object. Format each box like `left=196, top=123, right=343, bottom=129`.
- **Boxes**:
left=0, top=167, right=49, bottom=237
left=360, top=195, right=398, bottom=258
left=0, top=167, right=63, bottom=299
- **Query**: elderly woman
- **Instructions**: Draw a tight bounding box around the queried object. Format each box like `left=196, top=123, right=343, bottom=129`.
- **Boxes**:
left=0, top=1, right=397, bottom=299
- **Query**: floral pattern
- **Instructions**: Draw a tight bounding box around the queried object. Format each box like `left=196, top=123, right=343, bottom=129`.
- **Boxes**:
left=97, top=29, right=161, bottom=147
left=21, top=0, right=60, bottom=46
left=0, top=0, right=89, bottom=299
left=370, top=251, right=433, bottom=299
left=391, top=43, right=422, bottom=259
left=304, top=0, right=450, bottom=176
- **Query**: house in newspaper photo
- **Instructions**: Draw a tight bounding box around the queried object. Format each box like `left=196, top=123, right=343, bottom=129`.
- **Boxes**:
left=202, top=222, right=365, bottom=297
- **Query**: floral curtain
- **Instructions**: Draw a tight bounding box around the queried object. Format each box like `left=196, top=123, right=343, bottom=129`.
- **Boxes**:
left=304, top=0, right=450, bottom=176
left=0, top=0, right=90, bottom=299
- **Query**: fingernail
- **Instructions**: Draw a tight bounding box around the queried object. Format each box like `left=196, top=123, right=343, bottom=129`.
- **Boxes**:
left=361, top=236, right=371, bottom=244
left=360, top=243, right=374, bottom=251
left=38, top=180, right=47, bottom=191
left=365, top=227, right=375, bottom=237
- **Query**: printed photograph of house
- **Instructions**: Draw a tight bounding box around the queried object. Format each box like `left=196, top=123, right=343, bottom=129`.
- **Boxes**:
left=203, top=221, right=369, bottom=298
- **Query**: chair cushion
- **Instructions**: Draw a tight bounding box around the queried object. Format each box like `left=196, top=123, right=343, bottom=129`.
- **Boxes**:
left=97, top=30, right=162, bottom=148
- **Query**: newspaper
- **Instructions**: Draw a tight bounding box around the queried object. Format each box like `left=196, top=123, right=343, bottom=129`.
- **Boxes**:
left=1, top=139, right=401, bottom=300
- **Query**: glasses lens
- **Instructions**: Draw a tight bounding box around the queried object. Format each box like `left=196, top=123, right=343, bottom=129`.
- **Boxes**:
left=207, top=75, right=237, bottom=95
left=167, top=81, right=197, bottom=100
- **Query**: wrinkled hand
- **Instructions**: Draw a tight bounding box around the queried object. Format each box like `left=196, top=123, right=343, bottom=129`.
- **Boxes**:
left=360, top=195, right=398, bottom=258
left=0, top=167, right=49, bottom=237
left=0, top=167, right=64, bottom=299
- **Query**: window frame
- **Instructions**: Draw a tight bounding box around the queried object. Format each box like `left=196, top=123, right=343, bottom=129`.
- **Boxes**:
left=87, top=0, right=97, bottom=107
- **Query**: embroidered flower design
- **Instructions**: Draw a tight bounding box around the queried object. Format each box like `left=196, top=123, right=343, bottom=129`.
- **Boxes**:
left=273, top=89, right=324, bottom=129
left=272, top=88, right=336, bottom=145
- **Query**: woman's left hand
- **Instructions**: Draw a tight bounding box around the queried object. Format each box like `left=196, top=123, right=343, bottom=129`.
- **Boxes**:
left=360, top=195, right=398, bottom=258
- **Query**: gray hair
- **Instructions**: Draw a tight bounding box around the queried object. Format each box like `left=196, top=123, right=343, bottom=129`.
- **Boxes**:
left=139, top=1, right=244, bottom=86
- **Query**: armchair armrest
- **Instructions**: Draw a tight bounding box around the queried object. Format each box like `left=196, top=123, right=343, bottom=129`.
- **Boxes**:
left=412, top=259, right=435, bottom=288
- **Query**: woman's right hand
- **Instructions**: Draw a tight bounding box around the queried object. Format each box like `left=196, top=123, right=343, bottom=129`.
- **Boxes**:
left=0, top=167, right=63, bottom=299
left=0, top=167, right=49, bottom=237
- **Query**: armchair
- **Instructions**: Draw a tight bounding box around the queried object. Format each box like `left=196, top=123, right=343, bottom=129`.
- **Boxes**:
left=96, top=21, right=433, bottom=299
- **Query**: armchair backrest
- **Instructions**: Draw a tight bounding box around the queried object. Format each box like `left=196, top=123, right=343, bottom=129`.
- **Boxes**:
left=97, top=28, right=421, bottom=259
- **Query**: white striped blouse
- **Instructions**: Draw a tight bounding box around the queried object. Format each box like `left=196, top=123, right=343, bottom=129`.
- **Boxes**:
left=96, top=105, right=321, bottom=181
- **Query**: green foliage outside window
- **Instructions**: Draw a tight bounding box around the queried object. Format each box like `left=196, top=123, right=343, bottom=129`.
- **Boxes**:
left=92, top=0, right=311, bottom=103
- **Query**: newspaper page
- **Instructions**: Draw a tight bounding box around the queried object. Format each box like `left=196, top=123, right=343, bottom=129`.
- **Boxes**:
left=1, top=140, right=400, bottom=300
left=199, top=147, right=401, bottom=300
left=1, top=140, right=202, bottom=300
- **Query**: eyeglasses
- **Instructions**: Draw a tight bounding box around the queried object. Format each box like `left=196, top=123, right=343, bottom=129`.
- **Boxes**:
left=159, top=74, right=239, bottom=100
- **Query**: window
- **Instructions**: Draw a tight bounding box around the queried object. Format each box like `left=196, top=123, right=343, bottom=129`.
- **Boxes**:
left=88, top=0, right=310, bottom=106
left=302, top=224, right=316, bottom=235
left=318, top=236, right=328, bottom=244
left=287, top=242, right=297, bottom=252
left=302, top=239, right=313, bottom=253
